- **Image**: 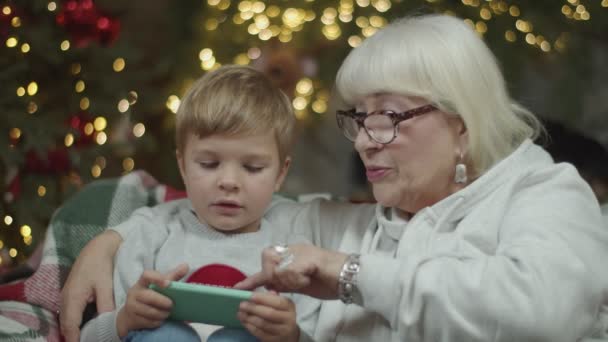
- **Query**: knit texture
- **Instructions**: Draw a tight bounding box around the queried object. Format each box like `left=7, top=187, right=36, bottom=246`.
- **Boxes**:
left=0, top=170, right=185, bottom=341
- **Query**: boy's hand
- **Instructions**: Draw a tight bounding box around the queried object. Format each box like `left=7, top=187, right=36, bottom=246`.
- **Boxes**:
left=116, top=264, right=189, bottom=337
left=238, top=291, right=300, bottom=342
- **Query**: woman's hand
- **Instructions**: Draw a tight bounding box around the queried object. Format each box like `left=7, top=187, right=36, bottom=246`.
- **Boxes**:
left=235, top=243, right=348, bottom=300
left=238, top=291, right=299, bottom=342
left=60, top=230, right=122, bottom=342
left=117, top=265, right=189, bottom=337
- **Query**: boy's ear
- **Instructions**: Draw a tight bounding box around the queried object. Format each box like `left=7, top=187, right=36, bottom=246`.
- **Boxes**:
left=274, top=156, right=291, bottom=192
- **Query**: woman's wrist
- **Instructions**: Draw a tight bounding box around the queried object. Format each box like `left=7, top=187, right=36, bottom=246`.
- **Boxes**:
left=319, top=250, right=348, bottom=299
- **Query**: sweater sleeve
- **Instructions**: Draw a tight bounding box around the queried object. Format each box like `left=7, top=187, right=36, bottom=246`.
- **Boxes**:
left=356, top=166, right=608, bottom=341
left=109, top=207, right=171, bottom=332
left=79, top=310, right=121, bottom=342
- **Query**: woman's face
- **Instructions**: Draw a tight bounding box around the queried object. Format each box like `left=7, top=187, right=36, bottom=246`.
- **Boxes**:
left=353, top=93, right=467, bottom=215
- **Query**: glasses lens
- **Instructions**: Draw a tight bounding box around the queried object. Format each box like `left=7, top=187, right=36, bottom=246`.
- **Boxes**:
left=338, top=114, right=360, bottom=141
left=365, top=114, right=394, bottom=143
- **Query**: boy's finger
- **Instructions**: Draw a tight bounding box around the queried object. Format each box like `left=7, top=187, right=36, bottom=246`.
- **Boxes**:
left=137, top=270, right=169, bottom=288
left=164, top=263, right=189, bottom=283
left=249, top=292, right=291, bottom=310
left=135, top=288, right=174, bottom=311
left=59, top=288, right=89, bottom=342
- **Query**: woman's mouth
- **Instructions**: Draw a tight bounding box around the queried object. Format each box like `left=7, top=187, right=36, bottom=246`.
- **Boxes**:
left=366, top=167, right=390, bottom=182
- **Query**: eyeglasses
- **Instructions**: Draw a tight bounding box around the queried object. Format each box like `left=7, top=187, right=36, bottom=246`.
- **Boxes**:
left=336, top=104, right=437, bottom=144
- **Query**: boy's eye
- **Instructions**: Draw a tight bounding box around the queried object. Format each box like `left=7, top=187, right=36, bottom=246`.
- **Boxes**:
left=199, top=161, right=218, bottom=169
left=244, top=165, right=264, bottom=173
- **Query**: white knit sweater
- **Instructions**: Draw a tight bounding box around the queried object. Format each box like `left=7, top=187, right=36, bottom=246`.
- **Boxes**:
left=266, top=139, right=608, bottom=342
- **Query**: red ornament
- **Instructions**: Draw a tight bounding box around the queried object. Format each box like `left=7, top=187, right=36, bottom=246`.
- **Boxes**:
left=56, top=0, right=120, bottom=47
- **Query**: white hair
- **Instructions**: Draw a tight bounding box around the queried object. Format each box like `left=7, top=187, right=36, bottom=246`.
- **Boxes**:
left=335, top=14, right=542, bottom=175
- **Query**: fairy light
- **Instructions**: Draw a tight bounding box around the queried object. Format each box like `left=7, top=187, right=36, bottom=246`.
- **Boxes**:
left=95, top=131, right=107, bottom=145
left=205, top=18, right=219, bottom=30
left=348, top=35, right=362, bottom=47
left=48, top=2, right=57, bottom=11
left=11, top=17, right=21, bottom=27
left=91, top=164, right=102, bottom=178
left=9, top=128, right=21, bottom=140
left=128, top=91, right=138, bottom=104
left=166, top=95, right=181, bottom=114
left=65, top=133, right=75, bottom=147
left=372, top=0, right=391, bottom=12
left=93, top=117, right=107, bottom=131
left=296, top=78, right=313, bottom=96
left=24, top=235, right=33, bottom=245
left=293, top=97, right=307, bottom=110
left=322, top=23, right=341, bottom=40
left=123, top=157, right=135, bottom=172
left=21, top=43, right=30, bottom=53
left=369, top=16, right=386, bottom=28
left=475, top=21, right=487, bottom=34
left=9, top=248, right=17, bottom=258
left=480, top=7, right=492, bottom=20
left=96, top=156, right=107, bottom=169
left=80, top=97, right=90, bottom=110
left=312, top=100, right=327, bottom=114
left=6, top=37, right=17, bottom=48
left=505, top=30, right=517, bottom=42
left=27, top=82, right=38, bottom=96
left=16, top=87, right=25, bottom=97
left=60, top=40, right=70, bottom=51
left=133, top=123, right=146, bottom=137
left=509, top=5, right=520, bottom=17
left=113, top=58, right=126, bottom=72
left=27, top=101, right=38, bottom=114
left=3, top=216, right=11, bottom=225
left=2, top=6, right=11, bottom=15
left=37, top=186, right=46, bottom=197
left=247, top=47, right=261, bottom=59
left=118, top=99, right=130, bottom=113
left=602, top=0, right=608, bottom=7
left=20, top=225, right=31, bottom=237
left=84, top=123, right=94, bottom=135
left=75, top=80, right=85, bottom=93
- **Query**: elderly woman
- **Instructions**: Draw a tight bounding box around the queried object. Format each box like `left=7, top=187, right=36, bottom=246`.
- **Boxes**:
left=61, top=14, right=607, bottom=342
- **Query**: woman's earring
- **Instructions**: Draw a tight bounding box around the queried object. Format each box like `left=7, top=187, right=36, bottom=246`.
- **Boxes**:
left=454, top=152, right=467, bottom=184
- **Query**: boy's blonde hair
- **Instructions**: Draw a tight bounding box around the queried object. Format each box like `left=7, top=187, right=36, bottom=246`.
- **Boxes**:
left=176, top=65, right=295, bottom=161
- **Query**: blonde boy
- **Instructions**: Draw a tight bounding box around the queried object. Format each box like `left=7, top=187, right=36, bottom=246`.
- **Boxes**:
left=80, top=65, right=304, bottom=342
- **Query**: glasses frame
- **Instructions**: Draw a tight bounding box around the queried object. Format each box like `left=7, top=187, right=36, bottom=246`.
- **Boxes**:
left=336, top=104, right=437, bottom=144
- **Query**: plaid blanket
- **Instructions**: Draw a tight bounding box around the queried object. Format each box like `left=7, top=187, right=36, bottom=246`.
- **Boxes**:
left=0, top=171, right=185, bottom=341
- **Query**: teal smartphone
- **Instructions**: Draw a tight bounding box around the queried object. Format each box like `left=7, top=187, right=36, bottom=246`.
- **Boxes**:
left=149, top=281, right=252, bottom=328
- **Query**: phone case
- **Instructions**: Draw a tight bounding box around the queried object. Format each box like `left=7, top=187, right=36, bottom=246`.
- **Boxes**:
left=150, top=281, right=252, bottom=328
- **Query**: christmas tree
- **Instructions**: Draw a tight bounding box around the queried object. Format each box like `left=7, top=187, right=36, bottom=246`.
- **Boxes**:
left=2, top=0, right=607, bottom=268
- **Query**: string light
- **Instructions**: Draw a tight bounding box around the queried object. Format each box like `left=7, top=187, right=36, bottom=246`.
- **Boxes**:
left=91, top=164, right=102, bottom=178
left=166, top=95, right=181, bottom=113
left=4, top=215, right=13, bottom=225
left=16, top=87, right=25, bottom=97
left=93, top=117, right=107, bottom=131
left=9, top=248, right=17, bottom=258
left=95, top=131, right=107, bottom=145
left=118, top=99, right=130, bottom=113
left=48, top=2, right=57, bottom=11
left=21, top=43, right=30, bottom=53
left=80, top=97, right=90, bottom=110
left=75, top=80, right=85, bottom=93
left=113, top=58, right=126, bottom=72
left=27, top=82, right=38, bottom=96
left=123, top=157, right=135, bottom=172
left=65, top=133, right=75, bottom=147
left=11, top=17, right=21, bottom=27
left=37, top=186, right=46, bottom=197
left=133, top=123, right=146, bottom=137
left=6, top=37, right=18, bottom=48
left=60, top=40, right=70, bottom=51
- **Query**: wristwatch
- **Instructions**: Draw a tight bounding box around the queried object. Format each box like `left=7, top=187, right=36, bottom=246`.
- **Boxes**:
left=338, top=253, right=361, bottom=304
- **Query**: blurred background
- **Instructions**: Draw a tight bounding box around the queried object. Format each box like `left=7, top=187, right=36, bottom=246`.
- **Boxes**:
left=1, top=0, right=607, bottom=267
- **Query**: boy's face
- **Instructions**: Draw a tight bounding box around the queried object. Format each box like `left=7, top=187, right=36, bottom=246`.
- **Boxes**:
left=177, top=131, right=290, bottom=234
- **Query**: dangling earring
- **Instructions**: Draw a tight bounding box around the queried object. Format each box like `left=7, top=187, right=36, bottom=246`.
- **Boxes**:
left=454, top=152, right=467, bottom=184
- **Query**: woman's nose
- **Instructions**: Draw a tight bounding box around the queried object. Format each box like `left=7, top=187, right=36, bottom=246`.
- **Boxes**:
left=353, top=126, right=380, bottom=152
